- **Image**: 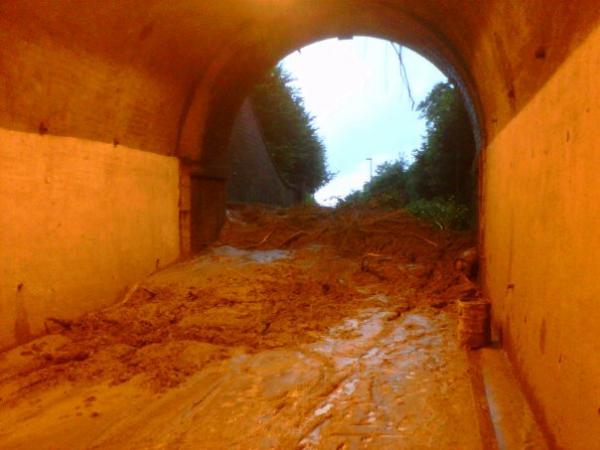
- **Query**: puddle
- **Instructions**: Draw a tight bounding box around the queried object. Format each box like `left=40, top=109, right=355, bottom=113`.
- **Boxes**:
left=315, top=403, right=333, bottom=416
left=212, top=246, right=291, bottom=264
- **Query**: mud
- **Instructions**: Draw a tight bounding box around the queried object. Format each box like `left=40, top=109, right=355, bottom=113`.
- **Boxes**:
left=0, top=205, right=484, bottom=449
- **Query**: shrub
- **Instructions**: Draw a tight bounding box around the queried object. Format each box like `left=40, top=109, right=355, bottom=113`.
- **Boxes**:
left=406, top=197, right=470, bottom=230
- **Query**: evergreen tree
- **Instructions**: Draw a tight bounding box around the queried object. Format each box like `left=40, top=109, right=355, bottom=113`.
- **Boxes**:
left=251, top=67, right=332, bottom=197
left=339, top=81, right=477, bottom=229
left=407, top=82, right=477, bottom=205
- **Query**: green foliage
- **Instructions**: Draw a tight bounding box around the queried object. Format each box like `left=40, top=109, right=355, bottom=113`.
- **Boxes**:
left=339, top=81, right=477, bottom=229
left=336, top=190, right=364, bottom=207
left=251, top=67, right=333, bottom=196
left=406, top=198, right=470, bottom=230
left=302, top=193, right=319, bottom=206
left=337, top=159, right=409, bottom=209
left=407, top=82, right=477, bottom=205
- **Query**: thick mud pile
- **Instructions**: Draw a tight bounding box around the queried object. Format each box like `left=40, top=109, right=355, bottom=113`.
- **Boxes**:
left=1, top=206, right=476, bottom=401
left=221, top=204, right=477, bottom=300
left=0, top=206, right=478, bottom=441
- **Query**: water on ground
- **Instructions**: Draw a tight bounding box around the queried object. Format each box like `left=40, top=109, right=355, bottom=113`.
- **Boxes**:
left=0, top=205, right=535, bottom=449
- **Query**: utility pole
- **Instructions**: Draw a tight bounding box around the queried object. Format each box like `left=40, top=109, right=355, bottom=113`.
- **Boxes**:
left=366, top=158, right=373, bottom=182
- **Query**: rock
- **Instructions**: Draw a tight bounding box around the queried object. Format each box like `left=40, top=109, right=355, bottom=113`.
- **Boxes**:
left=453, top=247, right=478, bottom=280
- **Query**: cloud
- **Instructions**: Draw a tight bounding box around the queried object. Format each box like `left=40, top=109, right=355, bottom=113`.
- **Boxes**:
left=315, top=166, right=370, bottom=206
left=315, top=150, right=398, bottom=206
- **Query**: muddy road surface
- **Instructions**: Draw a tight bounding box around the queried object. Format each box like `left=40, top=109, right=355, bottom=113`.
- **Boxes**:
left=0, top=206, right=493, bottom=449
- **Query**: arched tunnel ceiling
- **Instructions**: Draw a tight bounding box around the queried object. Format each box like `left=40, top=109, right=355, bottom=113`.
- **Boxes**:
left=0, top=0, right=598, bottom=160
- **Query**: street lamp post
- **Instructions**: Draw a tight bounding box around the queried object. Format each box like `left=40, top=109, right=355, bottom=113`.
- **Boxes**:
left=366, top=158, right=373, bottom=182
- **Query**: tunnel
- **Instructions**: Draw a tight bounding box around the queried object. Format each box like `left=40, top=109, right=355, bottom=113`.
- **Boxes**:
left=1, top=1, right=599, bottom=447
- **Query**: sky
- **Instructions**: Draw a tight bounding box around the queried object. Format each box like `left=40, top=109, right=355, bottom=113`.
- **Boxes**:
left=279, top=37, right=447, bottom=206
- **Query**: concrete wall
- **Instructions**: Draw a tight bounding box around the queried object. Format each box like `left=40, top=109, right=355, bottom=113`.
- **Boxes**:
left=483, top=26, right=600, bottom=449
left=227, top=99, right=299, bottom=206
left=0, top=130, right=180, bottom=350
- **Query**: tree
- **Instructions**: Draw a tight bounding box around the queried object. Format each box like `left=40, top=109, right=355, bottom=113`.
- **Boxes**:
left=339, top=81, right=477, bottom=229
left=406, top=82, right=477, bottom=206
left=251, top=67, right=333, bottom=197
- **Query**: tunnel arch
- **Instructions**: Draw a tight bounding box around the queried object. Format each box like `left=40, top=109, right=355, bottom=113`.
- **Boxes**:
left=178, top=9, right=488, bottom=251
left=179, top=10, right=487, bottom=169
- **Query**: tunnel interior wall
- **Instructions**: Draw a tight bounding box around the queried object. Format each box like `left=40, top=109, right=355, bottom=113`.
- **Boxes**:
left=0, top=130, right=180, bottom=350
left=482, top=25, right=600, bottom=448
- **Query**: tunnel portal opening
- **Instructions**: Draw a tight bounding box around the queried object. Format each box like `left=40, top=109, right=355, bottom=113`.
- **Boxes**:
left=225, top=37, right=479, bottom=214
left=187, top=31, right=484, bottom=253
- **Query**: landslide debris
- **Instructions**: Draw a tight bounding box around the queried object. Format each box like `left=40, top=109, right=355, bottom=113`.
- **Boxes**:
left=0, top=205, right=476, bottom=405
